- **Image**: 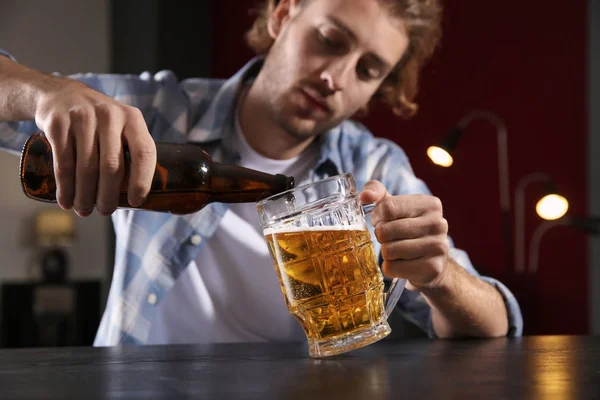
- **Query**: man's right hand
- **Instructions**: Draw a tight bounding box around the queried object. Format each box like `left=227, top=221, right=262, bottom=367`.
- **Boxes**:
left=0, top=56, right=157, bottom=217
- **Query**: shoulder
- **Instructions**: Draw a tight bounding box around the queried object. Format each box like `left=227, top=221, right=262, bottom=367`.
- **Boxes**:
left=336, top=120, right=410, bottom=168
left=334, top=120, right=429, bottom=196
left=178, top=76, right=227, bottom=102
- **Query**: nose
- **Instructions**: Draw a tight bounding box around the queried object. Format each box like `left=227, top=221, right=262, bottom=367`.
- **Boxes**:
left=320, top=59, right=353, bottom=92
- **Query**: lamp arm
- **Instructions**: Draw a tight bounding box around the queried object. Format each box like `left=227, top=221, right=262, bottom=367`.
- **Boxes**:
left=457, top=110, right=509, bottom=211
left=528, top=218, right=570, bottom=274
left=458, top=109, right=511, bottom=273
left=514, top=172, right=552, bottom=275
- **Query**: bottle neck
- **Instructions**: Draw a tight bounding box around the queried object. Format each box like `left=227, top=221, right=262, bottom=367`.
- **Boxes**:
left=208, top=162, right=294, bottom=204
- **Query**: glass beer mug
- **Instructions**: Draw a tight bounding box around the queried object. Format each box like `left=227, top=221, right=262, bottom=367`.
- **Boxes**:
left=257, top=173, right=406, bottom=357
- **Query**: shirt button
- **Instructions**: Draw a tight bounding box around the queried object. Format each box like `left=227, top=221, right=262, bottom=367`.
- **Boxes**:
left=147, top=293, right=157, bottom=305
left=190, top=234, right=202, bottom=246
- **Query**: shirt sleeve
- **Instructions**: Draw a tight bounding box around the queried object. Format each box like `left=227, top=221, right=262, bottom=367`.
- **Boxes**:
left=0, top=48, right=17, bottom=62
left=0, top=48, right=211, bottom=155
left=367, top=135, right=524, bottom=338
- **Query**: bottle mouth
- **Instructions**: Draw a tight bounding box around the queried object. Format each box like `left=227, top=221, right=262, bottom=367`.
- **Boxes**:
left=276, top=174, right=295, bottom=191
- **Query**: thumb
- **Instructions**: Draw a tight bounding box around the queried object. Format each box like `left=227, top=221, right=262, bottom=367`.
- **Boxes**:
left=359, top=180, right=389, bottom=204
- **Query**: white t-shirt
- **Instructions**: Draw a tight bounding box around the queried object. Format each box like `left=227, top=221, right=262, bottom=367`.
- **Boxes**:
left=147, top=114, right=319, bottom=345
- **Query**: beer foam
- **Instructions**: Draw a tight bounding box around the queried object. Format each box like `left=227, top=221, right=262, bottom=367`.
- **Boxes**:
left=263, top=224, right=367, bottom=235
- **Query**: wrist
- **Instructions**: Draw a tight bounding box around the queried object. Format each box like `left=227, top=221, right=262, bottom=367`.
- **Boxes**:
left=409, top=256, right=455, bottom=295
left=31, top=71, right=68, bottom=118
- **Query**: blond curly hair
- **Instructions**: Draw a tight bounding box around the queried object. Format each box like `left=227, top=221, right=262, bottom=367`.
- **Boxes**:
left=246, top=0, right=443, bottom=118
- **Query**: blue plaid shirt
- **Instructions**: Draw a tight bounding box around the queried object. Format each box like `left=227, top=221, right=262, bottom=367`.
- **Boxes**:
left=0, top=50, right=522, bottom=344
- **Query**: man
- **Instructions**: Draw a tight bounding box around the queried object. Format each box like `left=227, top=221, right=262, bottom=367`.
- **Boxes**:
left=0, top=0, right=522, bottom=346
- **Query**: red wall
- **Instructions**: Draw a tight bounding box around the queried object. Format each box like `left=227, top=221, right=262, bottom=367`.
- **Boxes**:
left=211, top=1, right=589, bottom=334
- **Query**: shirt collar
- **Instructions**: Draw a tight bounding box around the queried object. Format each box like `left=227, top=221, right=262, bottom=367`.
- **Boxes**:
left=187, top=57, right=262, bottom=159
left=188, top=57, right=345, bottom=176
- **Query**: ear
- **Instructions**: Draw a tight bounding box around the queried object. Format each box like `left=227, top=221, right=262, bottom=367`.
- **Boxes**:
left=267, top=0, right=302, bottom=39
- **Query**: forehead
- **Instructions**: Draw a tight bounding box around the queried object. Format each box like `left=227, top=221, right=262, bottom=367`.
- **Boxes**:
left=300, top=0, right=408, bottom=65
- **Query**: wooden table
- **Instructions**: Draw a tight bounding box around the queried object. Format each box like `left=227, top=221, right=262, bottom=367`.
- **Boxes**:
left=1, top=335, right=599, bottom=399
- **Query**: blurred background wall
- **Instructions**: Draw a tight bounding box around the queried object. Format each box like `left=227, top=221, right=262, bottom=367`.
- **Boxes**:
left=0, top=0, right=597, bottom=342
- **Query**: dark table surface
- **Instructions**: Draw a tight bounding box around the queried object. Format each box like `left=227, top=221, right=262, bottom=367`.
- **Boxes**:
left=1, top=335, right=599, bottom=399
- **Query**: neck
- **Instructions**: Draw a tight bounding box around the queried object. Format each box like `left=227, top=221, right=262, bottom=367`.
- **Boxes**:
left=238, top=76, right=315, bottom=160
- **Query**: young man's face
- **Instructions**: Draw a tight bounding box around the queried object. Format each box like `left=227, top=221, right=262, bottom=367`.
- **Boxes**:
left=259, top=0, right=409, bottom=140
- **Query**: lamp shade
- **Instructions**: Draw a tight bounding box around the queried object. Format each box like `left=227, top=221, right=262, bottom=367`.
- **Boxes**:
left=35, top=209, right=75, bottom=247
left=426, top=125, right=462, bottom=168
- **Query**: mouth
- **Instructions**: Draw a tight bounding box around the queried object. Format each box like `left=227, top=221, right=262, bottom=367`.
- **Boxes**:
left=299, top=88, right=331, bottom=114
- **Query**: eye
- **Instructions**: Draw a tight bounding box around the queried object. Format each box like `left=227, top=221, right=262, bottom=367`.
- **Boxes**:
left=357, top=62, right=382, bottom=81
left=317, top=29, right=344, bottom=50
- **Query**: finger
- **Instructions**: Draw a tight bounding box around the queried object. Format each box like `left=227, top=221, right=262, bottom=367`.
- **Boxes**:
left=96, top=106, right=125, bottom=216
left=359, top=180, right=389, bottom=205
left=380, top=236, right=449, bottom=262
left=122, top=108, right=156, bottom=207
left=374, top=216, right=448, bottom=242
left=71, top=108, right=99, bottom=217
left=381, top=256, right=446, bottom=283
left=371, top=194, right=443, bottom=226
left=44, top=116, right=75, bottom=210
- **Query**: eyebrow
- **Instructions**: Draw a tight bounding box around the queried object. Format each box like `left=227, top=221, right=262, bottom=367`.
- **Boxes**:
left=326, top=15, right=393, bottom=71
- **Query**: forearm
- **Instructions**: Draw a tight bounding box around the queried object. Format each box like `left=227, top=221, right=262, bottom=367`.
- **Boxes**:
left=0, top=55, right=58, bottom=122
left=416, top=258, right=509, bottom=338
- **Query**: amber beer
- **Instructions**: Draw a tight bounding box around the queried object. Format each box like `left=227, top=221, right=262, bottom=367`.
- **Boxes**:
left=19, top=132, right=294, bottom=214
left=265, top=225, right=385, bottom=345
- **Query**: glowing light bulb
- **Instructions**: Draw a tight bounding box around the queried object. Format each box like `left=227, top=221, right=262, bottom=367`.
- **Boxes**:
left=536, top=194, right=569, bottom=220
left=427, top=146, right=453, bottom=167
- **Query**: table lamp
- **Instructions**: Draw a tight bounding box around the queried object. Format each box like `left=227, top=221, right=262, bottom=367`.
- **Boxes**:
left=34, top=209, right=75, bottom=283
left=514, top=173, right=569, bottom=274
left=427, top=109, right=511, bottom=272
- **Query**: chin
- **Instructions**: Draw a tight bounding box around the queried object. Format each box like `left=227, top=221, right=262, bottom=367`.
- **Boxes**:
left=279, top=114, right=331, bottom=140
left=271, top=98, right=340, bottom=139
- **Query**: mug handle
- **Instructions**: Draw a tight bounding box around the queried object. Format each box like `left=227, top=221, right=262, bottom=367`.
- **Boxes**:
left=362, top=203, right=406, bottom=318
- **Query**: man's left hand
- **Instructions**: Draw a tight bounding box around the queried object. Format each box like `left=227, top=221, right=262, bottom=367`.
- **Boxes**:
left=359, top=180, right=450, bottom=291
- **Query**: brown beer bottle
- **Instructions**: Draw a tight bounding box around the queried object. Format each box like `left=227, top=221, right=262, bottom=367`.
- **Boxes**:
left=19, top=132, right=294, bottom=215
